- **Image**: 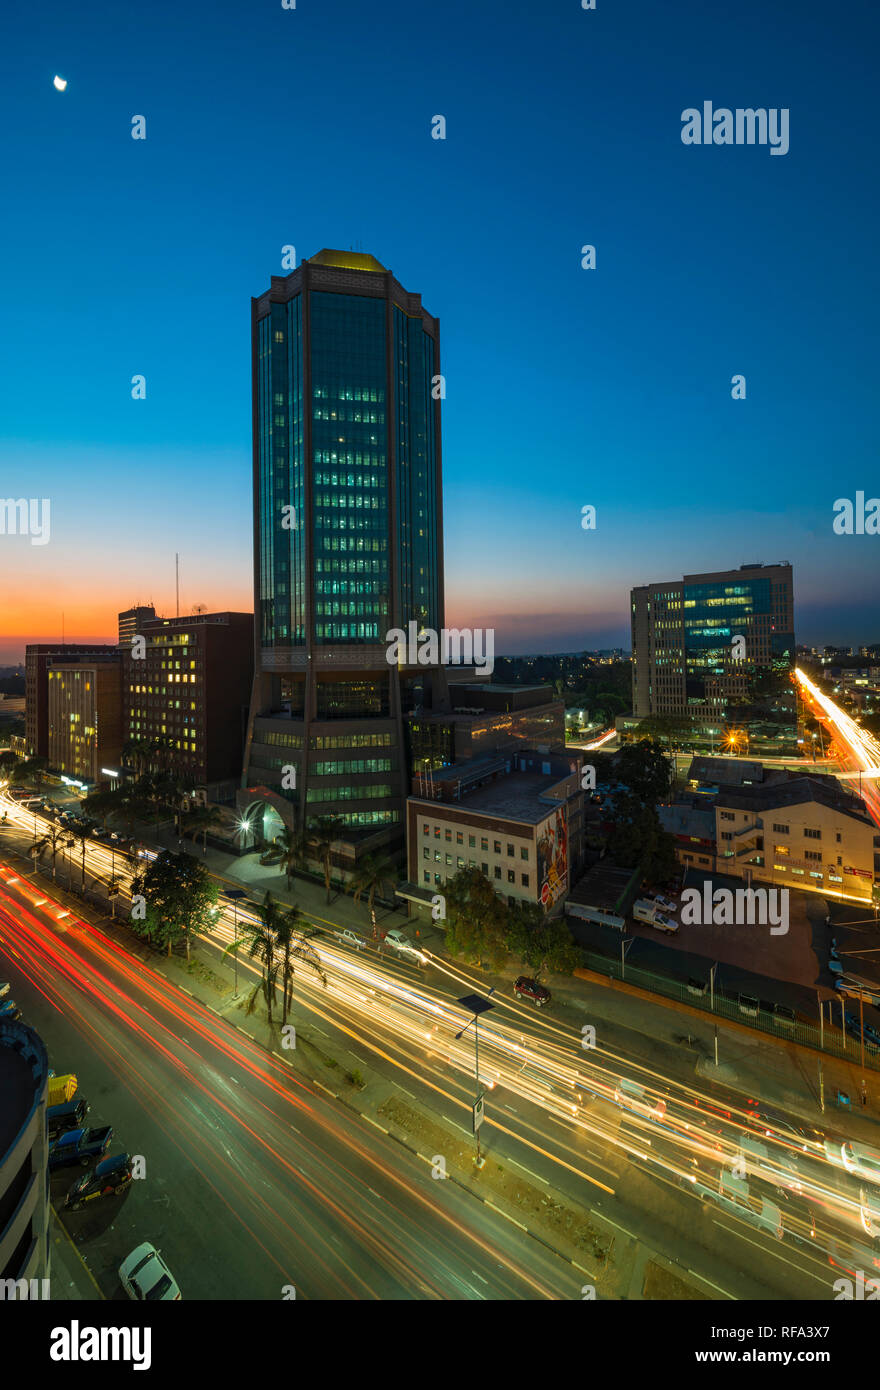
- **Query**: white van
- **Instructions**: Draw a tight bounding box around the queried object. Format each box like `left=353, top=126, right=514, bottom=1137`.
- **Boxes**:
left=650, top=913, right=679, bottom=936
left=633, top=899, right=661, bottom=925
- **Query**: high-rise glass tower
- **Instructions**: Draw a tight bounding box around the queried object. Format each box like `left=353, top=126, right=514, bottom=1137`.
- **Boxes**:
left=240, top=250, right=447, bottom=853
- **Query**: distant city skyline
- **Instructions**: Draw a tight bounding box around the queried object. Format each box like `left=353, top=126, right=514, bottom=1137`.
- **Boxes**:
left=1, top=0, right=878, bottom=663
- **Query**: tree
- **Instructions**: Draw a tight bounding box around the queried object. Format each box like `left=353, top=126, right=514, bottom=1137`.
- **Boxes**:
left=0, top=749, right=19, bottom=777
left=307, top=816, right=345, bottom=903
left=614, top=738, right=673, bottom=803
left=17, top=756, right=49, bottom=793
left=30, top=823, right=67, bottom=880
left=65, top=821, right=92, bottom=894
left=507, top=902, right=581, bottom=982
left=260, top=825, right=306, bottom=889
left=347, top=852, right=396, bottom=916
left=224, top=890, right=281, bottom=1024
left=83, top=788, right=124, bottom=828
left=273, top=896, right=326, bottom=1026
left=131, top=849, right=218, bottom=959
left=182, top=805, right=224, bottom=855
left=444, top=867, right=510, bottom=970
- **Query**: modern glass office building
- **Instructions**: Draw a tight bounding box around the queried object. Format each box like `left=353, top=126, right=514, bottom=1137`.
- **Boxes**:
left=631, top=563, right=795, bottom=722
left=241, top=250, right=447, bottom=853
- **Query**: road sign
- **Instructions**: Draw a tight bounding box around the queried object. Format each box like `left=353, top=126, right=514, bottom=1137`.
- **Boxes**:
left=473, top=1093, right=485, bottom=1133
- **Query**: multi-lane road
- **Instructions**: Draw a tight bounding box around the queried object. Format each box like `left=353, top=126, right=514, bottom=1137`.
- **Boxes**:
left=2, top=782, right=879, bottom=1300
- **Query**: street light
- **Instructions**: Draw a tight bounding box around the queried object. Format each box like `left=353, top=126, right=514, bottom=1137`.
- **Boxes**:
left=455, top=989, right=495, bottom=1168
left=222, top=888, right=248, bottom=995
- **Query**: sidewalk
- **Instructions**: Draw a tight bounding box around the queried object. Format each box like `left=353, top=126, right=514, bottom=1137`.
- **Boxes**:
left=49, top=1212, right=103, bottom=1300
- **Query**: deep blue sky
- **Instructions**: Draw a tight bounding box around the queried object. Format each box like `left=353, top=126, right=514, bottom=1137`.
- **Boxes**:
left=1, top=0, right=878, bottom=660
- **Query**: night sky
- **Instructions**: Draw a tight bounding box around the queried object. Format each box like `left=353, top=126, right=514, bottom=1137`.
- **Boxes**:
left=1, top=0, right=878, bottom=661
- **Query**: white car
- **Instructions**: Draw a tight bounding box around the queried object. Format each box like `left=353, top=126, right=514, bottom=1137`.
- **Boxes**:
left=384, top=929, right=411, bottom=950
left=334, top=929, right=365, bottom=951
left=649, top=894, right=678, bottom=914
left=860, top=1187, right=880, bottom=1239
left=119, top=1243, right=181, bottom=1301
left=838, top=1141, right=880, bottom=1186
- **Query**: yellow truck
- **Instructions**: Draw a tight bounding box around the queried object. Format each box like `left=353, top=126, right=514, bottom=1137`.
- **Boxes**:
left=47, top=1073, right=78, bottom=1106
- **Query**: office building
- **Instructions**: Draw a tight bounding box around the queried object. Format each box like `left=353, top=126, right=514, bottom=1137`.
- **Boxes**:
left=25, top=644, right=119, bottom=759
left=123, top=610, right=253, bottom=796
left=630, top=563, right=795, bottom=722
left=240, top=249, right=462, bottom=854
left=407, top=684, right=565, bottom=773
left=47, top=658, right=123, bottom=785
left=118, top=605, right=157, bottom=650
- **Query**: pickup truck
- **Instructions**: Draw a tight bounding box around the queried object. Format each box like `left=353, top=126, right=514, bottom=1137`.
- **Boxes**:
left=48, top=1126, right=113, bottom=1171
left=48, top=1097, right=90, bottom=1138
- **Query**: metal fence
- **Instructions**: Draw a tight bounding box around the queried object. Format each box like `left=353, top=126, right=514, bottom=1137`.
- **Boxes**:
left=580, top=947, right=880, bottom=1074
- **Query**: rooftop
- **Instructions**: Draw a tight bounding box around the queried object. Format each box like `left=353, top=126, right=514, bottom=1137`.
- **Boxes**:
left=307, top=249, right=386, bottom=274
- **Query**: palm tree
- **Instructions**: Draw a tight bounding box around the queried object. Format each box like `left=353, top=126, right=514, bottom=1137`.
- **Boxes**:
left=260, top=824, right=306, bottom=889
left=66, top=822, right=91, bottom=894
left=347, top=851, right=396, bottom=917
left=223, top=892, right=279, bottom=1026
left=121, top=739, right=151, bottom=776
left=30, top=824, right=67, bottom=879
left=274, top=898, right=326, bottom=1024
left=307, top=815, right=345, bottom=904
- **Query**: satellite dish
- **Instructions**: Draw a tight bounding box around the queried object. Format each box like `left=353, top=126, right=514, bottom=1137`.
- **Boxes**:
left=191, top=603, right=208, bottom=614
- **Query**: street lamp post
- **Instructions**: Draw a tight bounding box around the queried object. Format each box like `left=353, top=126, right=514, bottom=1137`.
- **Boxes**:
left=455, top=989, right=496, bottom=1169
left=222, top=888, right=248, bottom=996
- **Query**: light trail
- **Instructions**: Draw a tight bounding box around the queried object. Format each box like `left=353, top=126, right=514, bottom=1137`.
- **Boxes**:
left=794, top=667, right=880, bottom=829
left=1, top=781, right=877, bottom=1272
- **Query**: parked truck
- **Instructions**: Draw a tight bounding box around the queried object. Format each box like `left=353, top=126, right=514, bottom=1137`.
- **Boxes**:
left=48, top=1126, right=113, bottom=1171
left=47, top=1073, right=78, bottom=1106
left=632, top=899, right=679, bottom=934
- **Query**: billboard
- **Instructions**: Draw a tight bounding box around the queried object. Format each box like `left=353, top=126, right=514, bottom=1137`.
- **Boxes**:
left=537, top=805, right=568, bottom=907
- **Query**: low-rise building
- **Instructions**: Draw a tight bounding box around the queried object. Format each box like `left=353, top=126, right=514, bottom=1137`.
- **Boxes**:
left=406, top=749, right=584, bottom=914
left=660, top=762, right=880, bottom=904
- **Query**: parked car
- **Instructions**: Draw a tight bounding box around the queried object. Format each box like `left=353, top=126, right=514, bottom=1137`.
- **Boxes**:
left=778, top=1189, right=819, bottom=1248
left=0, top=982, right=9, bottom=999
left=738, top=994, right=760, bottom=1018
left=64, top=1154, right=134, bottom=1211
left=48, top=1126, right=113, bottom=1171
left=0, top=1000, right=22, bottom=1022
left=686, top=977, right=707, bottom=997
left=119, top=1243, right=181, bottom=1301
left=513, top=976, right=551, bottom=1007
left=844, top=1013, right=880, bottom=1054
left=334, top=929, right=366, bottom=951
left=48, top=1097, right=90, bottom=1138
left=648, top=894, right=678, bottom=914
left=384, top=929, right=411, bottom=949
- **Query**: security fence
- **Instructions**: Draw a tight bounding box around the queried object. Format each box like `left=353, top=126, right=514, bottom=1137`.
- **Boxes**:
left=579, top=947, right=880, bottom=1074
